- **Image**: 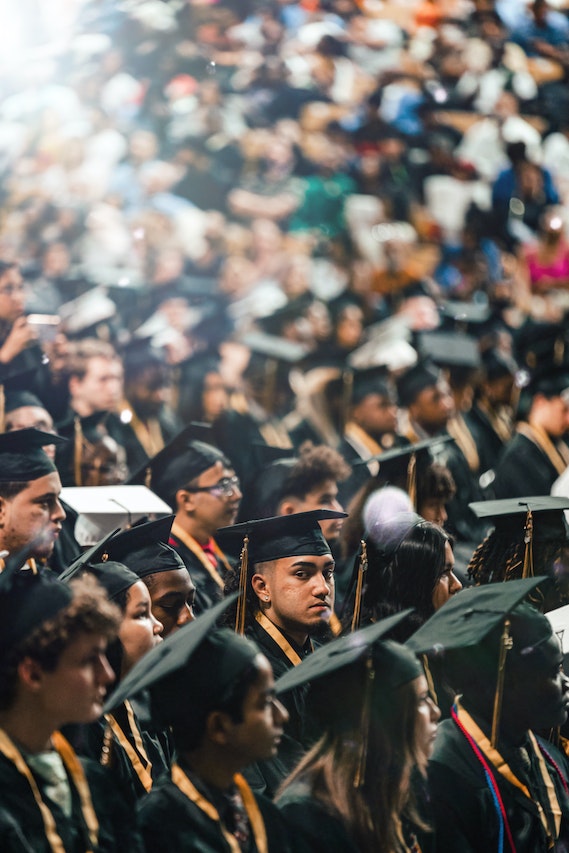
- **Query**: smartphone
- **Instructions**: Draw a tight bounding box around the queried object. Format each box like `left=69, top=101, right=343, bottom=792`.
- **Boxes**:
left=27, top=314, right=61, bottom=343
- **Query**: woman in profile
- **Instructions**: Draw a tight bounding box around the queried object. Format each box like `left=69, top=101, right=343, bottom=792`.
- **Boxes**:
left=276, top=625, right=440, bottom=853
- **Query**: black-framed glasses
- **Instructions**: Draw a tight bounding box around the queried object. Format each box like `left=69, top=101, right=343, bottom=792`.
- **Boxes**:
left=185, top=475, right=241, bottom=499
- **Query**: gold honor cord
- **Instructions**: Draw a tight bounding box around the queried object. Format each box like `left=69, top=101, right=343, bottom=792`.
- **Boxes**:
left=351, top=540, right=368, bottom=633
left=171, top=765, right=268, bottom=853
left=477, top=399, right=512, bottom=444
left=104, top=700, right=154, bottom=794
left=517, top=422, right=569, bottom=477
left=456, top=703, right=562, bottom=842
left=123, top=406, right=165, bottom=458
left=235, top=534, right=249, bottom=636
left=171, top=523, right=229, bottom=589
left=0, top=729, right=99, bottom=853
left=447, top=415, right=480, bottom=474
left=254, top=611, right=313, bottom=666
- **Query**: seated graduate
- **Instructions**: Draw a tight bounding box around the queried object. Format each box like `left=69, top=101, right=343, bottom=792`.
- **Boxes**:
left=219, top=509, right=346, bottom=797
left=408, top=577, right=569, bottom=852
left=105, top=597, right=293, bottom=853
left=0, top=550, right=142, bottom=852
left=275, top=613, right=441, bottom=853
left=60, top=540, right=168, bottom=805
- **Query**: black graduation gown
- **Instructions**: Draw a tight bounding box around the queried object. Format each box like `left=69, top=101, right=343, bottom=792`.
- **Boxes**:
left=464, top=403, right=510, bottom=482
left=277, top=781, right=358, bottom=853
left=428, top=718, right=569, bottom=853
left=137, top=765, right=293, bottom=853
left=493, top=432, right=564, bottom=498
left=241, top=619, right=311, bottom=799
left=168, top=532, right=232, bottom=616
left=432, top=437, right=486, bottom=545
left=0, top=748, right=142, bottom=853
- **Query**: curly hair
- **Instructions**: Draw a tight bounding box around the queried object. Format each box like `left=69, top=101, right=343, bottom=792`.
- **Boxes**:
left=0, top=575, right=120, bottom=710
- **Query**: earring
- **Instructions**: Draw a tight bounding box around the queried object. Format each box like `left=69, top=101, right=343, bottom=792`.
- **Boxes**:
left=264, top=596, right=270, bottom=602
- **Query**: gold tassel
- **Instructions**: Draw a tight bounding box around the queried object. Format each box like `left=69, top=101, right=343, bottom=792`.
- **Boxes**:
left=341, top=369, right=354, bottom=434
left=351, top=540, right=368, bottom=632
left=354, top=656, right=375, bottom=788
left=235, top=534, right=249, bottom=636
left=74, top=416, right=83, bottom=487
left=422, top=654, right=438, bottom=705
left=407, top=452, right=417, bottom=509
left=491, top=618, right=513, bottom=748
left=522, top=510, right=534, bottom=579
left=0, top=383, right=5, bottom=433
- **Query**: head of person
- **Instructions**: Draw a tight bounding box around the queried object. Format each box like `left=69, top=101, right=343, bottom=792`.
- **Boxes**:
left=396, top=362, right=454, bottom=435
left=93, top=518, right=196, bottom=638
left=0, top=260, right=25, bottom=325
left=151, top=629, right=288, bottom=771
left=123, top=343, right=172, bottom=420
left=0, top=428, right=67, bottom=560
left=478, top=349, right=518, bottom=408
left=221, top=510, right=346, bottom=642
left=277, top=631, right=440, bottom=853
left=61, top=559, right=163, bottom=681
left=443, top=601, right=569, bottom=737
left=526, top=369, right=569, bottom=439
left=177, top=354, right=229, bottom=425
left=67, top=339, right=124, bottom=417
left=154, top=440, right=241, bottom=535
left=417, top=461, right=456, bottom=528
left=348, top=369, right=398, bottom=440
left=363, top=513, right=461, bottom=637
left=269, top=443, right=350, bottom=545
left=4, top=392, right=57, bottom=459
left=0, top=571, right=119, bottom=730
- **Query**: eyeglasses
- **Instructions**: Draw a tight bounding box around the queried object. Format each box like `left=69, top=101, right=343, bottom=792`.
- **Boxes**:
left=185, top=475, right=241, bottom=499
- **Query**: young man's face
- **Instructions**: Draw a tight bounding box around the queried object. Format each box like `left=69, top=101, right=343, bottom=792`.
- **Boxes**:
left=505, top=633, right=569, bottom=733
left=253, top=552, right=335, bottom=641
left=352, top=392, right=398, bottom=438
left=537, top=395, right=569, bottom=439
left=223, top=654, right=288, bottom=766
left=281, top=479, right=344, bottom=544
left=410, top=381, right=454, bottom=435
left=30, top=632, right=115, bottom=726
left=70, top=356, right=124, bottom=416
left=145, top=568, right=196, bottom=637
left=178, top=461, right=242, bottom=535
left=0, top=472, right=66, bottom=559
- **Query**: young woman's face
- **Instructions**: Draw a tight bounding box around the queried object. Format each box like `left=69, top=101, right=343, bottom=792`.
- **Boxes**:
left=413, top=674, right=440, bottom=770
left=431, top=541, right=462, bottom=611
left=118, top=581, right=163, bottom=677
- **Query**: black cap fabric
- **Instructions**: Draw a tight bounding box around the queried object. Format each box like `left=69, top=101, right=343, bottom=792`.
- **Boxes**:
left=0, top=428, right=66, bottom=482
left=103, top=593, right=239, bottom=710
left=481, top=349, right=518, bottom=382
left=406, top=576, right=548, bottom=654
left=4, top=391, right=46, bottom=413
left=81, top=561, right=140, bottom=601
left=216, top=509, right=346, bottom=564
left=416, top=331, right=481, bottom=370
left=0, top=549, right=72, bottom=655
left=396, top=360, right=441, bottom=408
left=440, top=299, right=492, bottom=329
left=527, top=365, right=569, bottom=399
left=83, top=516, right=186, bottom=579
left=274, top=611, right=417, bottom=694
left=469, top=496, right=569, bottom=543
left=352, top=435, right=454, bottom=470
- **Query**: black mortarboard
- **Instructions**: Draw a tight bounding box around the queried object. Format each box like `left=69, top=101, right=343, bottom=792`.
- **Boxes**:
left=470, top=496, right=569, bottom=542
left=239, top=454, right=298, bottom=521
left=415, top=331, right=481, bottom=371
left=103, top=593, right=239, bottom=711
left=127, top=424, right=229, bottom=503
left=59, top=535, right=139, bottom=600
left=58, top=528, right=120, bottom=582
left=241, top=332, right=310, bottom=414
left=4, top=390, right=45, bottom=413
left=439, top=299, right=493, bottom=337
left=481, top=348, right=518, bottom=382
left=526, top=364, right=569, bottom=399
left=59, top=286, right=118, bottom=340
left=274, top=611, right=417, bottom=694
left=396, top=360, right=442, bottom=408
left=120, top=338, right=168, bottom=382
left=514, top=320, right=568, bottom=371
left=217, top=510, right=346, bottom=635
left=0, top=427, right=66, bottom=482
left=84, top=516, right=186, bottom=579
left=0, top=563, right=72, bottom=654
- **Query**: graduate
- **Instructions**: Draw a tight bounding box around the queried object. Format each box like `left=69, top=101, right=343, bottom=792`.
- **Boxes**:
left=408, top=577, right=569, bottom=852
left=0, top=551, right=142, bottom=852
left=275, top=613, right=441, bottom=853
left=104, top=597, right=293, bottom=853
left=60, top=543, right=168, bottom=806
left=219, top=509, right=346, bottom=797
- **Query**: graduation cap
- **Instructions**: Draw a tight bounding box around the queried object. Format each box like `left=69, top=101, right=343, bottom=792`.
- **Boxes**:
left=514, top=320, right=568, bottom=371
left=396, top=360, right=442, bottom=408
left=240, top=332, right=310, bottom=414
left=480, top=348, right=518, bottom=382
left=216, top=510, right=347, bottom=635
left=347, top=317, right=418, bottom=374
left=79, top=515, right=185, bottom=579
left=439, top=299, right=492, bottom=334
left=59, top=485, right=172, bottom=544
left=126, top=423, right=228, bottom=504
left=406, top=576, right=549, bottom=746
left=468, top=496, right=569, bottom=584
left=59, top=287, right=118, bottom=339
left=4, top=390, right=46, bottom=413
left=102, top=593, right=239, bottom=712
left=0, top=427, right=66, bottom=483
left=274, top=612, right=420, bottom=786
left=120, top=337, right=169, bottom=382
left=526, top=364, right=569, bottom=399
left=415, top=331, right=481, bottom=372
left=0, top=545, right=73, bottom=656
left=323, top=365, right=394, bottom=432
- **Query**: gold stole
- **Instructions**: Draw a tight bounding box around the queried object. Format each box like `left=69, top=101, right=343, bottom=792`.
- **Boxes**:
left=344, top=421, right=383, bottom=457
left=254, top=611, right=312, bottom=666
left=0, top=557, right=37, bottom=573
left=447, top=414, right=480, bottom=473
left=0, top=729, right=99, bottom=853
left=171, top=522, right=231, bottom=590
left=517, top=422, right=569, bottom=477
left=171, top=764, right=268, bottom=853
left=103, top=700, right=153, bottom=793
left=456, top=703, right=562, bottom=842
left=476, top=399, right=513, bottom=444
left=122, top=404, right=165, bottom=458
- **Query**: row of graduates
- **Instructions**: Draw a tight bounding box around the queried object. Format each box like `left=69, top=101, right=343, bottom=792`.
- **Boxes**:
left=2, top=430, right=569, bottom=851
